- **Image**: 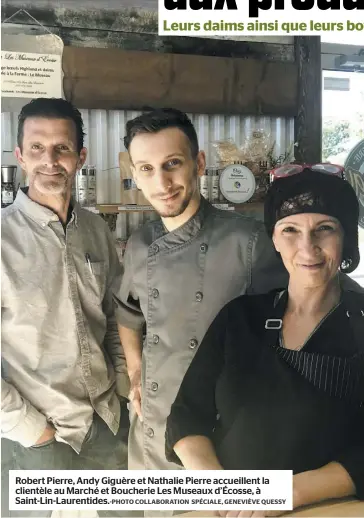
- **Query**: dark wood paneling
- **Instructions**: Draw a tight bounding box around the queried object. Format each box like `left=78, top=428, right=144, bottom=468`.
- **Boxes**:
left=294, top=36, right=322, bottom=163
left=62, top=46, right=298, bottom=115
left=2, top=0, right=293, bottom=61
left=1, top=23, right=294, bottom=62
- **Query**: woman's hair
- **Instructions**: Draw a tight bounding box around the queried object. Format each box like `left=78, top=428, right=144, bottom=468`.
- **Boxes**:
left=264, top=168, right=360, bottom=274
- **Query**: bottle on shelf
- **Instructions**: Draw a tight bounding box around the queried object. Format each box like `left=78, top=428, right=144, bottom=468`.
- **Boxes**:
left=76, top=167, right=88, bottom=206
left=87, top=165, right=97, bottom=206
left=210, top=167, right=220, bottom=203
left=75, top=165, right=97, bottom=206
left=1, top=165, right=17, bottom=208
left=199, top=168, right=210, bottom=200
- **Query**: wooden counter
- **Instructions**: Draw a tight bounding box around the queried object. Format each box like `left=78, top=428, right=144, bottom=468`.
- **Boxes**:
left=181, top=498, right=364, bottom=517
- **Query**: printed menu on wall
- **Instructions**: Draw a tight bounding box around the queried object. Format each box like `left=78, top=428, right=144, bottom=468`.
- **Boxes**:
left=1, top=51, right=62, bottom=98
left=1, top=31, right=64, bottom=112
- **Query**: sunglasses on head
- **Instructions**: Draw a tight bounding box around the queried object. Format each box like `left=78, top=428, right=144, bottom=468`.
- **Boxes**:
left=269, top=163, right=345, bottom=181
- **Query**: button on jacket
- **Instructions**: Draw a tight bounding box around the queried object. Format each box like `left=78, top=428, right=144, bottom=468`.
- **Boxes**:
left=114, top=197, right=288, bottom=470
left=1, top=189, right=128, bottom=452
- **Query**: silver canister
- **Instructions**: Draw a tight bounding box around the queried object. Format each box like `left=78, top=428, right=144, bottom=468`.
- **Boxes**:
left=1, top=165, right=17, bottom=207
left=210, top=167, right=220, bottom=203
left=1, top=165, right=17, bottom=184
left=76, top=167, right=88, bottom=206
left=200, top=169, right=210, bottom=200
left=71, top=181, right=77, bottom=202
left=87, top=165, right=97, bottom=206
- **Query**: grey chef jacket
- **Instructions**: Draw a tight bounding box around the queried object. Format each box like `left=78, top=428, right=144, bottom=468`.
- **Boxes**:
left=114, top=197, right=288, bottom=470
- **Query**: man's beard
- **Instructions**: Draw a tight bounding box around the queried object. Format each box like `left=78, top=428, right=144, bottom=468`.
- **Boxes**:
left=32, top=166, right=70, bottom=196
left=151, top=167, right=198, bottom=218
left=153, top=185, right=194, bottom=218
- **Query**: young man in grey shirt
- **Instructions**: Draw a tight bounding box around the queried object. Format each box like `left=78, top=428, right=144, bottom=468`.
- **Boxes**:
left=1, top=98, right=129, bottom=518
left=113, top=108, right=289, bottom=474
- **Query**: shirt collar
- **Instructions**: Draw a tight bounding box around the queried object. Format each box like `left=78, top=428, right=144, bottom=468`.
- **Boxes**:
left=14, top=188, right=78, bottom=227
left=153, top=196, right=212, bottom=246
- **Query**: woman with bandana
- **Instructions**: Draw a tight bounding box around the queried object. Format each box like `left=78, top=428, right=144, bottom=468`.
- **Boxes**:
left=165, top=168, right=364, bottom=514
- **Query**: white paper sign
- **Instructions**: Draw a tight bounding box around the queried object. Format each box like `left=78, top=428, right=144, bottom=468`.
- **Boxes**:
left=1, top=51, right=62, bottom=99
left=9, top=470, right=293, bottom=511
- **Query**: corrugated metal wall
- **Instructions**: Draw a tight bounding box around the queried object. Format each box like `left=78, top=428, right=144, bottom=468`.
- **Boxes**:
left=1, top=109, right=294, bottom=237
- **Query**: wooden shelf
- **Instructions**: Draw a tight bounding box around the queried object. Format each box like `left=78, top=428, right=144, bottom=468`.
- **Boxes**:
left=96, top=204, right=155, bottom=213
left=89, top=202, right=264, bottom=214
left=234, top=202, right=264, bottom=212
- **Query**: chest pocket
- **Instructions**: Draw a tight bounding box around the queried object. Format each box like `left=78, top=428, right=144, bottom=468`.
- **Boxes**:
left=84, top=261, right=107, bottom=305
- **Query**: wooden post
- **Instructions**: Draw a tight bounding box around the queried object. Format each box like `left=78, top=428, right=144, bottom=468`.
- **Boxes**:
left=294, top=36, right=322, bottom=163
